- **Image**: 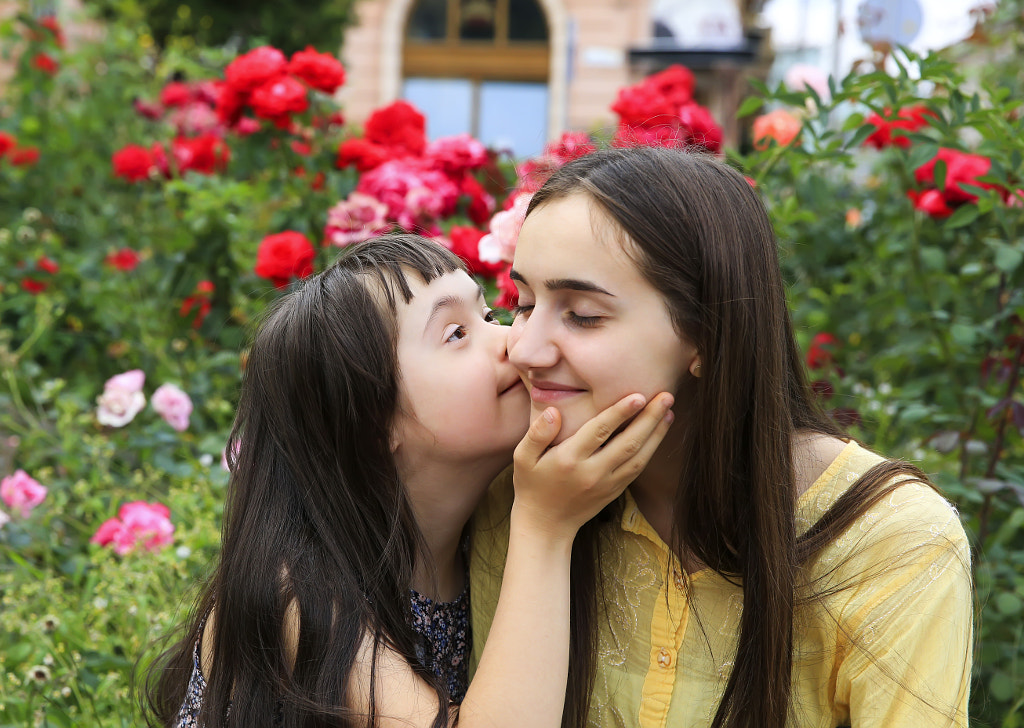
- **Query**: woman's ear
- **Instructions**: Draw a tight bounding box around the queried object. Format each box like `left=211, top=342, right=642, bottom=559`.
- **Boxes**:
left=689, top=357, right=703, bottom=378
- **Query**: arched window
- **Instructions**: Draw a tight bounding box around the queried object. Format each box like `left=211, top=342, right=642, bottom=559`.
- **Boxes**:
left=402, top=0, right=550, bottom=157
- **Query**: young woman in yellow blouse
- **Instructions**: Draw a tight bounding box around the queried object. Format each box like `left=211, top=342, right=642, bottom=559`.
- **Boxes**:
left=469, top=147, right=973, bottom=728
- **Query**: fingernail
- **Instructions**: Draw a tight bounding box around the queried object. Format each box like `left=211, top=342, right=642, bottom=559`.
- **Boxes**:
left=664, top=410, right=675, bottom=424
left=631, top=394, right=646, bottom=409
left=662, top=395, right=674, bottom=410
left=543, top=408, right=556, bottom=423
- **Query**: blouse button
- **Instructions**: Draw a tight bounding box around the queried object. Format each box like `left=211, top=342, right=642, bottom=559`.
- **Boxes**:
left=657, top=647, right=673, bottom=668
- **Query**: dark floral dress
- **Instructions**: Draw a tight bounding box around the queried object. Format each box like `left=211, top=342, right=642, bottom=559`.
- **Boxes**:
left=174, top=587, right=471, bottom=726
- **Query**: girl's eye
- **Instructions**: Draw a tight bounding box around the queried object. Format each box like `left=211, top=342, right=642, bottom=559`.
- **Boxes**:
left=446, top=325, right=468, bottom=343
left=483, top=309, right=499, bottom=324
left=567, top=312, right=601, bottom=328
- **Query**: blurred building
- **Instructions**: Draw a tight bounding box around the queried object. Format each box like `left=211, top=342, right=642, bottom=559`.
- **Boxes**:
left=341, top=0, right=773, bottom=156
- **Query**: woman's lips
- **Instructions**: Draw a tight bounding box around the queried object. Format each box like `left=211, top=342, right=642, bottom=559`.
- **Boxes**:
left=528, top=381, right=585, bottom=404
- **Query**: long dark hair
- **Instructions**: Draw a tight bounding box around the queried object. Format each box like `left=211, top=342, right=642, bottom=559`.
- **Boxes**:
left=526, top=146, right=962, bottom=728
left=144, top=234, right=465, bottom=728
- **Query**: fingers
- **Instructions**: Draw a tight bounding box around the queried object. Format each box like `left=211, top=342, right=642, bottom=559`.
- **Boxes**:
left=514, top=407, right=562, bottom=467
left=595, top=393, right=675, bottom=476
left=565, top=393, right=648, bottom=459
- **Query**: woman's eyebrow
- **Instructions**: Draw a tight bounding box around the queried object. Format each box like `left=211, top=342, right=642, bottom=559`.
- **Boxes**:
left=509, top=269, right=614, bottom=297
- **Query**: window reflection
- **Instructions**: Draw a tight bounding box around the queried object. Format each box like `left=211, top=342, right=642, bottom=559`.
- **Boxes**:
left=408, top=0, right=447, bottom=40
left=460, top=0, right=496, bottom=41
left=509, top=0, right=548, bottom=41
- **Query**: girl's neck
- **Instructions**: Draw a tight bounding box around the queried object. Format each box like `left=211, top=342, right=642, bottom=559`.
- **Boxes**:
left=403, top=455, right=507, bottom=602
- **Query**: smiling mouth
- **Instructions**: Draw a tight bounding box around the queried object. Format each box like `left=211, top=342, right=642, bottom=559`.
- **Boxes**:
left=528, top=384, right=585, bottom=404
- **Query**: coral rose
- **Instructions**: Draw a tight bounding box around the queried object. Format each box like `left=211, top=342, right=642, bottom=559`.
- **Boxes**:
left=288, top=46, right=346, bottom=94
left=255, top=231, right=316, bottom=288
left=1, top=470, right=47, bottom=518
left=225, top=46, right=288, bottom=93
left=753, top=109, right=801, bottom=149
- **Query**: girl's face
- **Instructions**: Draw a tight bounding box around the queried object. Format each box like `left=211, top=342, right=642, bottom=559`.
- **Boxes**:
left=392, top=269, right=531, bottom=466
left=508, top=194, right=699, bottom=444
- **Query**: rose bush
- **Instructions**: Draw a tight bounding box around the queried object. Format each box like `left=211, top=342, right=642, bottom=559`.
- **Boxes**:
left=3, top=0, right=1024, bottom=725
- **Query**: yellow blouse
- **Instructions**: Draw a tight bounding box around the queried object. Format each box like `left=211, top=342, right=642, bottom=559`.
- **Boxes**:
left=469, top=441, right=972, bottom=727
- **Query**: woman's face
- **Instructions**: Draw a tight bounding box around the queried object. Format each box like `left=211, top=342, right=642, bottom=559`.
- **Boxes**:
left=508, top=194, right=699, bottom=444
left=392, top=269, right=531, bottom=466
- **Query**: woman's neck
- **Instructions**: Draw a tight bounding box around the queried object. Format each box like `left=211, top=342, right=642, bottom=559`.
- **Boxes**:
left=628, top=430, right=685, bottom=547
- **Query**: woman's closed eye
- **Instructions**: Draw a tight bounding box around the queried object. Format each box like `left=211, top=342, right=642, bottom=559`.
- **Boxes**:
left=566, top=311, right=601, bottom=328
left=511, top=303, right=534, bottom=319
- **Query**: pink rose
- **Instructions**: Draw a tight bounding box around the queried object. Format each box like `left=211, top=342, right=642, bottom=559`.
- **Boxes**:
left=425, top=133, right=488, bottom=176
left=91, top=501, right=174, bottom=555
left=151, top=383, right=193, bottom=432
left=783, top=63, right=830, bottom=100
left=0, top=509, right=9, bottom=529
left=479, top=192, right=532, bottom=265
left=356, top=160, right=459, bottom=231
left=1, top=470, right=47, bottom=518
left=325, top=192, right=391, bottom=247
left=96, top=369, right=146, bottom=427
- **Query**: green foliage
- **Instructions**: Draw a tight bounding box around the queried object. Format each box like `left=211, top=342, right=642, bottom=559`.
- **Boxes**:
left=737, top=8, right=1024, bottom=723
left=90, top=0, right=359, bottom=53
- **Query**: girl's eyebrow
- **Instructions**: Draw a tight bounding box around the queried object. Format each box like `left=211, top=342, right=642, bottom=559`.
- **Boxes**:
left=510, top=269, right=615, bottom=297
left=423, top=284, right=486, bottom=333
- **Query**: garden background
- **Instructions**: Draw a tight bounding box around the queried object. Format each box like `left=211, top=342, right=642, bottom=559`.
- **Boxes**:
left=2, top=0, right=1024, bottom=725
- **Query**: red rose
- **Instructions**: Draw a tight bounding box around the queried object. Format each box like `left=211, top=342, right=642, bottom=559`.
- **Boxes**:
left=336, top=137, right=389, bottom=172
left=215, top=84, right=249, bottom=126
left=493, top=264, right=518, bottom=310
left=180, top=280, right=215, bottom=328
left=225, top=46, right=288, bottom=93
left=647, top=64, right=696, bottom=107
left=907, top=189, right=953, bottom=218
left=447, top=225, right=503, bottom=278
left=151, top=142, right=170, bottom=177
left=172, top=134, right=230, bottom=175
left=0, top=131, right=15, bottom=158
left=678, top=101, right=723, bottom=153
left=365, top=100, right=427, bottom=157
left=255, top=231, right=316, bottom=288
left=914, top=147, right=995, bottom=204
left=39, top=16, right=65, bottom=47
left=611, top=83, right=677, bottom=128
left=112, top=144, right=157, bottom=182
left=160, top=81, right=193, bottom=107
left=21, top=279, right=47, bottom=294
left=544, top=131, right=595, bottom=164
left=32, top=53, right=58, bottom=75
left=134, top=98, right=164, bottom=120
left=9, top=146, right=40, bottom=166
left=806, top=332, right=838, bottom=370
left=249, top=75, right=309, bottom=123
left=38, top=256, right=59, bottom=274
left=864, top=106, right=933, bottom=149
left=290, top=140, right=313, bottom=156
left=105, top=248, right=142, bottom=271
left=288, top=46, right=346, bottom=94
left=613, top=123, right=688, bottom=150
left=460, top=175, right=495, bottom=227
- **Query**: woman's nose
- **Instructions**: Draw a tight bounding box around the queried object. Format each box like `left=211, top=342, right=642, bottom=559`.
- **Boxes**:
left=507, top=315, right=559, bottom=371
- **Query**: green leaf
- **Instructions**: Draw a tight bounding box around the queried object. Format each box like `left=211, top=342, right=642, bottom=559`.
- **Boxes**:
left=990, top=672, right=1016, bottom=703
left=736, top=97, right=764, bottom=118
left=994, top=244, right=1023, bottom=273
left=996, top=591, right=1023, bottom=616
left=950, top=323, right=977, bottom=346
left=919, top=246, right=946, bottom=271
left=945, top=204, right=980, bottom=230
left=908, top=142, right=939, bottom=172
